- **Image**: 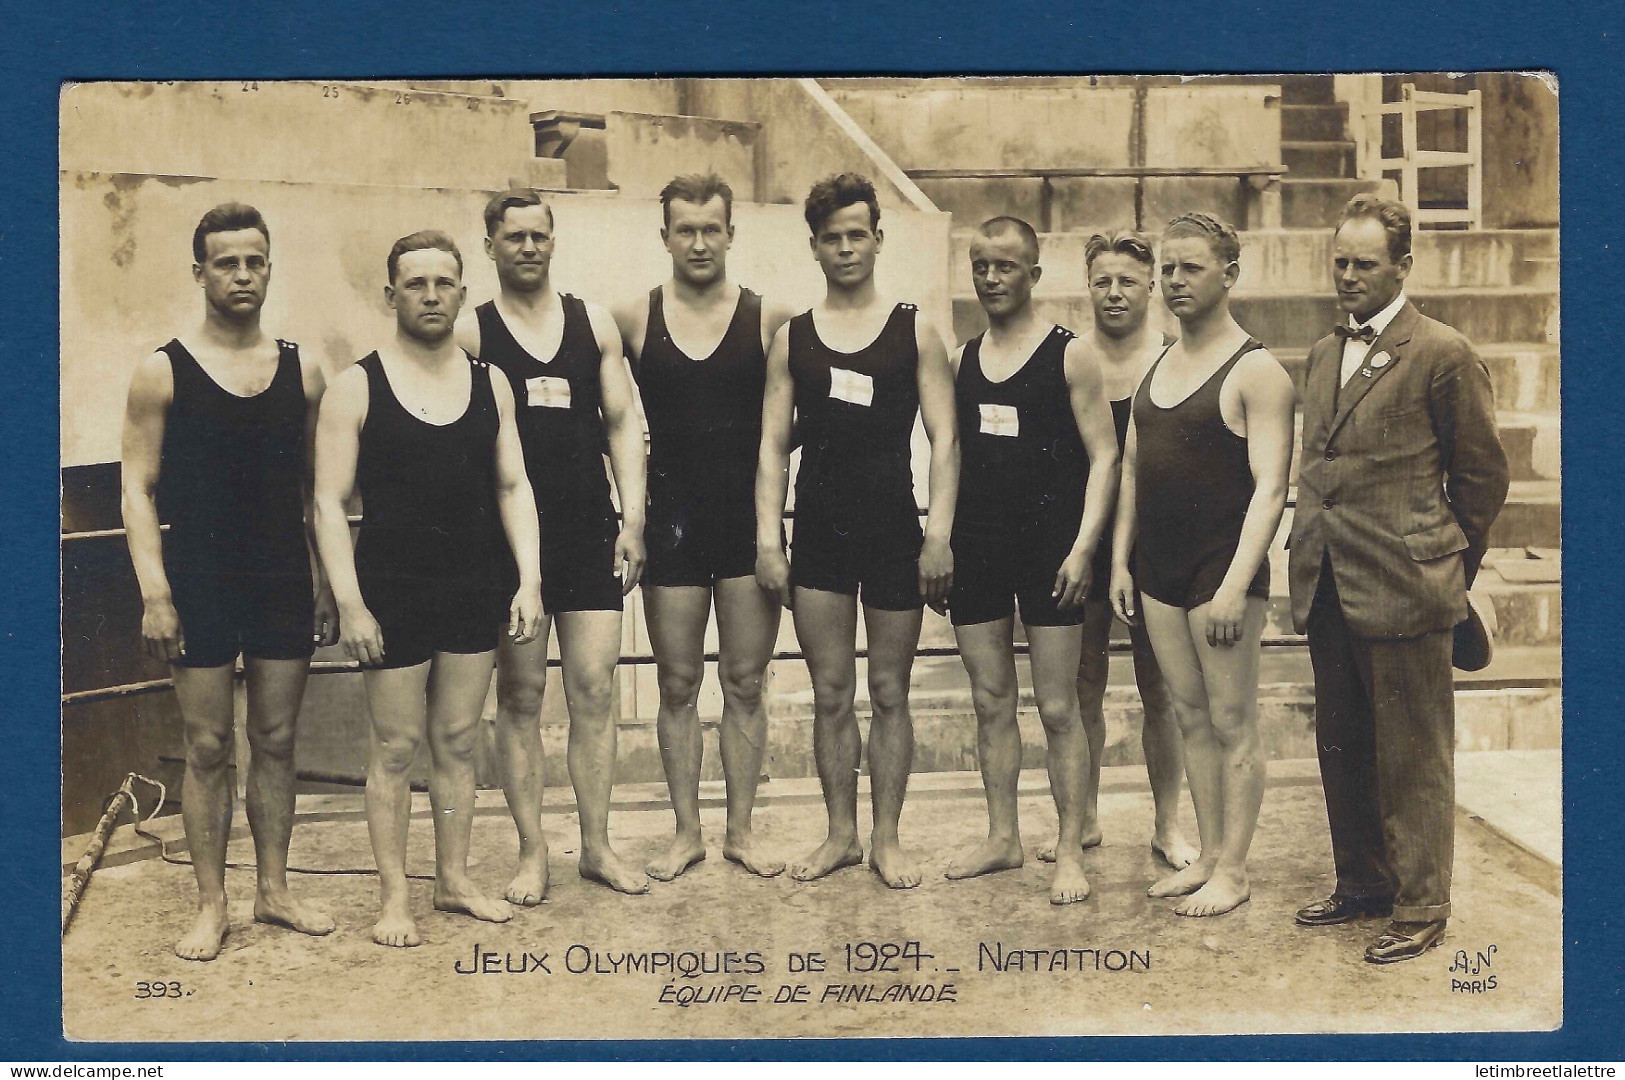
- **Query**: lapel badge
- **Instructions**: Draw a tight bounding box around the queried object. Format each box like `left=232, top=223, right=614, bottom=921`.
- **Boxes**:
left=1368, top=351, right=1391, bottom=370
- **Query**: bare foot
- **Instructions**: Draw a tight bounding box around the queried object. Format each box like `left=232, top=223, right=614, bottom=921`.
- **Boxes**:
left=175, top=904, right=229, bottom=961
left=1174, top=869, right=1251, bottom=917
left=1151, top=829, right=1199, bottom=871
left=371, top=899, right=421, bottom=948
left=579, top=847, right=650, bottom=895
left=944, top=837, right=1023, bottom=880
left=1049, top=852, right=1092, bottom=905
left=869, top=836, right=922, bottom=890
left=1037, top=829, right=1103, bottom=863
left=434, top=881, right=513, bottom=923
left=647, top=834, right=707, bottom=882
left=787, top=836, right=863, bottom=882
left=1148, top=860, right=1212, bottom=898
left=505, top=845, right=550, bottom=906
left=253, top=889, right=335, bottom=937
left=723, top=833, right=784, bottom=878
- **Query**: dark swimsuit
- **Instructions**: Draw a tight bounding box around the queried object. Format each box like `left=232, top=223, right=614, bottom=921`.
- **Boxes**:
left=948, top=324, right=1092, bottom=627
left=157, top=338, right=314, bottom=668
left=787, top=303, right=923, bottom=611
left=635, top=286, right=766, bottom=587
left=1132, top=339, right=1272, bottom=610
left=353, top=351, right=510, bottom=668
left=478, top=296, right=623, bottom=613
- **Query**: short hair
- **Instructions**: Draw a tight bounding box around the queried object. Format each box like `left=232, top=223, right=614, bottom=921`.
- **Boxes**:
left=1337, top=193, right=1412, bottom=262
left=660, top=172, right=735, bottom=227
left=387, top=230, right=463, bottom=284
left=1084, top=229, right=1156, bottom=273
left=192, top=203, right=269, bottom=264
left=483, top=188, right=555, bottom=236
left=1162, top=212, right=1242, bottom=266
left=804, top=172, right=881, bottom=234
left=977, top=216, right=1041, bottom=264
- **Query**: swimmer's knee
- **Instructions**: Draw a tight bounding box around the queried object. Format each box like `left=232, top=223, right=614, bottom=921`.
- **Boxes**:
left=1034, top=689, right=1081, bottom=733
left=656, top=664, right=704, bottom=712
left=866, top=670, right=910, bottom=718
left=246, top=716, right=296, bottom=761
left=371, top=731, right=421, bottom=775
left=718, top=662, right=766, bottom=713
left=185, top=724, right=234, bottom=773
left=497, top=665, right=548, bottom=720
left=969, top=680, right=1017, bottom=726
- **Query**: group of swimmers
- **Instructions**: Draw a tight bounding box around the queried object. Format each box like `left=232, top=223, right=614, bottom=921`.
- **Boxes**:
left=124, top=170, right=1336, bottom=958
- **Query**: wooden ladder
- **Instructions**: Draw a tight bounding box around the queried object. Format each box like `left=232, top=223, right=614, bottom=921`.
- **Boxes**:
left=1358, top=82, right=1483, bottom=229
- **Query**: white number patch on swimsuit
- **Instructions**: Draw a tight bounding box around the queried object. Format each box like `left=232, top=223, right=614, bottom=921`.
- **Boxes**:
left=526, top=375, right=572, bottom=409
left=979, top=402, right=1020, bottom=437
left=828, top=367, right=874, bottom=408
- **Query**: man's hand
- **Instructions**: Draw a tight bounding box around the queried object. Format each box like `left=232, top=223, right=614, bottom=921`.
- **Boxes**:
left=918, top=535, right=954, bottom=613
left=509, top=581, right=544, bottom=645
left=1204, top=585, right=1247, bottom=648
left=141, top=597, right=185, bottom=663
left=614, top=526, right=646, bottom=596
left=1109, top=565, right=1138, bottom=626
left=756, top=546, right=792, bottom=610
left=1053, top=549, right=1093, bottom=611
left=313, top=585, right=340, bottom=648
left=339, top=602, right=386, bottom=666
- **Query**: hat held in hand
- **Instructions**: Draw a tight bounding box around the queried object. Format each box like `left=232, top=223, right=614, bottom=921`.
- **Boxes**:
left=1452, top=591, right=1497, bottom=672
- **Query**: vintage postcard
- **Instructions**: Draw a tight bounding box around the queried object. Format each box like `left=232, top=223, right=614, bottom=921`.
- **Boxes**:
left=59, top=73, right=1561, bottom=1041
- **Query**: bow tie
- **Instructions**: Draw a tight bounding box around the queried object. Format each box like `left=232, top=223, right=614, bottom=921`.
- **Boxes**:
left=1335, top=323, right=1377, bottom=344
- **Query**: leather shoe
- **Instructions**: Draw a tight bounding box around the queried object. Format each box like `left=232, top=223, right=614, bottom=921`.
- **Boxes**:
left=1365, top=920, right=1447, bottom=964
left=1295, top=894, right=1394, bottom=926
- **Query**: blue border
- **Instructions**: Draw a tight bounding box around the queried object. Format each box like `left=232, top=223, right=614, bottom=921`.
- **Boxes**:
left=7, top=0, right=1620, bottom=1061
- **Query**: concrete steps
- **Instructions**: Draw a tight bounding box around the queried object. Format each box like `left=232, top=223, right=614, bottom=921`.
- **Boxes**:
left=1282, top=101, right=1350, bottom=142
left=1281, top=177, right=1390, bottom=229
left=948, top=227, right=1559, bottom=293
left=1283, top=140, right=1357, bottom=178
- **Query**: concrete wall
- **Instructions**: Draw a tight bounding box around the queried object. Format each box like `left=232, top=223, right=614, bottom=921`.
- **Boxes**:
left=683, top=78, right=939, bottom=215
left=1482, top=73, right=1559, bottom=229
left=499, top=78, right=684, bottom=118
left=61, top=171, right=951, bottom=469
left=602, top=112, right=760, bottom=200
left=828, top=82, right=1137, bottom=170
left=61, top=81, right=537, bottom=190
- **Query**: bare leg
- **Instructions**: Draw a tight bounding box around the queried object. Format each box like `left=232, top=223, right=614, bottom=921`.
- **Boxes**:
left=945, top=617, right=1025, bottom=881
left=243, top=657, right=332, bottom=936
left=363, top=663, right=431, bottom=947
left=1131, top=619, right=1197, bottom=869
left=786, top=588, right=865, bottom=881
left=559, top=609, right=648, bottom=895
left=494, top=618, right=554, bottom=905
left=1055, top=599, right=1112, bottom=860
left=1140, top=597, right=1221, bottom=900
left=426, top=650, right=511, bottom=924
left=643, top=586, right=712, bottom=881
left=714, top=576, right=784, bottom=877
left=863, top=603, right=925, bottom=889
left=1173, top=598, right=1267, bottom=917
left=170, top=664, right=236, bottom=961
left=1028, top=623, right=1092, bottom=904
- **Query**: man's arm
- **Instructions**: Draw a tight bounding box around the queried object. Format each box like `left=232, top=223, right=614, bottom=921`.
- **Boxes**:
left=120, top=351, right=183, bottom=662
left=297, top=352, right=339, bottom=648
left=1109, top=417, right=1140, bottom=625
left=589, top=302, right=648, bottom=593
left=1056, top=336, right=1120, bottom=608
left=754, top=322, right=795, bottom=608
left=312, top=364, right=384, bottom=666
left=1207, top=350, right=1297, bottom=647
left=915, top=316, right=959, bottom=609
left=610, top=295, right=649, bottom=369
left=761, top=299, right=797, bottom=355
left=1431, top=335, right=1511, bottom=586
left=489, top=369, right=543, bottom=643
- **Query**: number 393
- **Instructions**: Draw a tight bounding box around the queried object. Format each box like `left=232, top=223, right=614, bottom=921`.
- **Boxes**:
left=134, top=981, right=190, bottom=999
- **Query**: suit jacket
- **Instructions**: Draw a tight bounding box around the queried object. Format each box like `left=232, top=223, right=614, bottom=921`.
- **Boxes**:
left=1288, top=300, right=1510, bottom=639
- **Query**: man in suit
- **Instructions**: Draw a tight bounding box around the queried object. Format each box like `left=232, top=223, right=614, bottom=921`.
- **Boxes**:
left=1289, top=194, right=1509, bottom=963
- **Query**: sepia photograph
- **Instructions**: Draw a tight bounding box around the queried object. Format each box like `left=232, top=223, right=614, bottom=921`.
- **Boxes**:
left=58, top=72, right=1562, bottom=1042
